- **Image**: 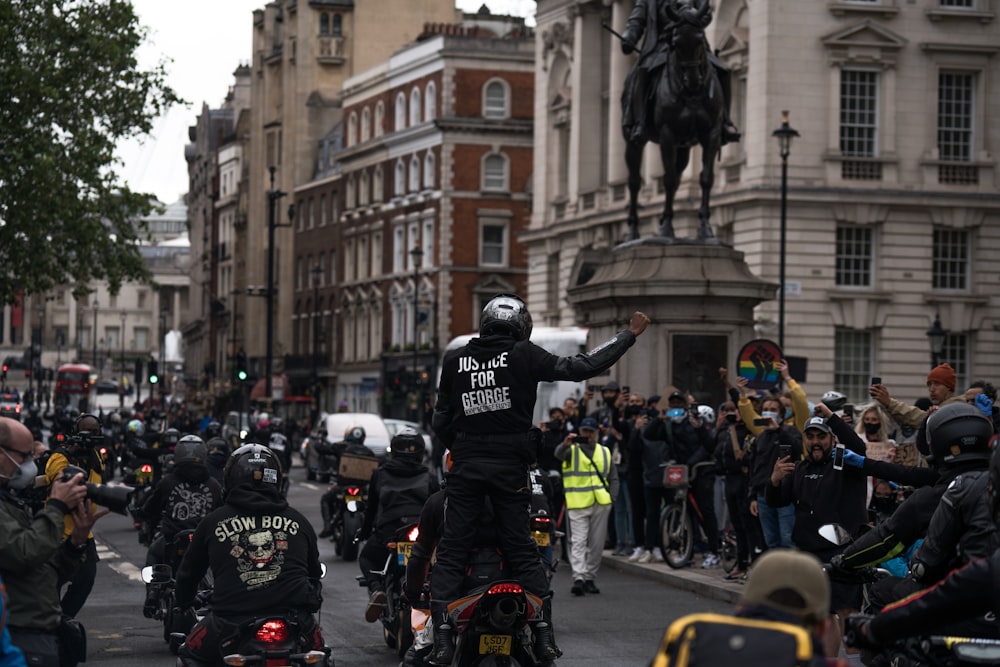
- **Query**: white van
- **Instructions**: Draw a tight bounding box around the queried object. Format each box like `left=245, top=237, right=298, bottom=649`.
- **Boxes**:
left=441, top=326, right=590, bottom=426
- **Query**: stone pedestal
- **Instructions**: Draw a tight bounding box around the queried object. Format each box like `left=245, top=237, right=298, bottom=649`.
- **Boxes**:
left=566, top=240, right=776, bottom=405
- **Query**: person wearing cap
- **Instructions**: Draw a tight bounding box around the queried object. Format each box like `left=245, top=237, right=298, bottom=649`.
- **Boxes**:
left=737, top=550, right=851, bottom=666
left=869, top=362, right=964, bottom=430
left=555, top=417, right=618, bottom=596
left=767, top=404, right=868, bottom=656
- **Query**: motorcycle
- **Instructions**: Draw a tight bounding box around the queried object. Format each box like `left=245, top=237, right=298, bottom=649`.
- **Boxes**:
left=447, top=580, right=546, bottom=667
left=328, top=481, right=367, bottom=562
left=124, top=460, right=157, bottom=545
left=141, top=529, right=202, bottom=655
left=358, top=522, right=419, bottom=658
left=843, top=619, right=1000, bottom=667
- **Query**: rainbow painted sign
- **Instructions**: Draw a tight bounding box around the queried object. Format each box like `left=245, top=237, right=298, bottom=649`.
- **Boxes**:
left=737, top=339, right=783, bottom=390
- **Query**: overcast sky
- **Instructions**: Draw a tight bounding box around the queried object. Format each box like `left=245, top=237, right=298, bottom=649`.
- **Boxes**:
left=114, top=0, right=537, bottom=204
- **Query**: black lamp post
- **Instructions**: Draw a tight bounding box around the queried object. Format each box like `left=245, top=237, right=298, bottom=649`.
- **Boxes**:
left=772, top=110, right=799, bottom=352
left=926, top=314, right=947, bottom=369
left=119, top=311, right=126, bottom=408
left=159, top=308, right=167, bottom=404
left=230, top=288, right=240, bottom=384
left=265, top=165, right=294, bottom=406
left=91, top=300, right=99, bottom=370
left=310, top=264, right=322, bottom=409
left=410, top=244, right=423, bottom=418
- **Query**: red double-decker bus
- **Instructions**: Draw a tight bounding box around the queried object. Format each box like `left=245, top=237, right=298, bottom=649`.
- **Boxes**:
left=53, top=363, right=96, bottom=412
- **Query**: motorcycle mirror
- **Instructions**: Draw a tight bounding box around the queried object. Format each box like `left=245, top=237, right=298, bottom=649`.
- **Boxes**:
left=140, top=566, right=155, bottom=584
left=319, top=563, right=327, bottom=579
left=818, top=523, right=851, bottom=546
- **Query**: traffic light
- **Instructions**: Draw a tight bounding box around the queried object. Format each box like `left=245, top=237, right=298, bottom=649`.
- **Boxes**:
left=134, top=358, right=142, bottom=385
left=236, top=351, right=248, bottom=382
left=148, top=360, right=159, bottom=385
left=1, top=364, right=7, bottom=381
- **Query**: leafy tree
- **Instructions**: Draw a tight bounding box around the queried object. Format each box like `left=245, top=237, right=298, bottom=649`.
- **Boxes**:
left=0, top=0, right=182, bottom=302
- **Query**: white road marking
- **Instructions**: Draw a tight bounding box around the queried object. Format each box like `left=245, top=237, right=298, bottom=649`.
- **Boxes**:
left=108, top=560, right=144, bottom=583
left=301, top=482, right=321, bottom=491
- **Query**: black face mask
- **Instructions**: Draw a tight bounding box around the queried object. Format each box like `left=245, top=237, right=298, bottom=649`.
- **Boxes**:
left=604, top=395, right=618, bottom=408
left=625, top=405, right=642, bottom=418
left=863, top=423, right=881, bottom=436
left=872, top=496, right=897, bottom=515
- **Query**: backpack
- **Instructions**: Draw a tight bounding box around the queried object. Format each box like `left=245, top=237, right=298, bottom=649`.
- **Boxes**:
left=650, top=613, right=815, bottom=667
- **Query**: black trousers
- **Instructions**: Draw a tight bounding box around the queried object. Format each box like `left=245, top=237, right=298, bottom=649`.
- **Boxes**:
left=430, top=458, right=548, bottom=600
left=61, top=538, right=97, bottom=617
left=359, top=526, right=395, bottom=590
left=723, top=474, right=761, bottom=568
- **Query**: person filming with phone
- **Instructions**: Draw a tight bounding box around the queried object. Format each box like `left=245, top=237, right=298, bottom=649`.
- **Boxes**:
left=766, top=405, right=868, bottom=657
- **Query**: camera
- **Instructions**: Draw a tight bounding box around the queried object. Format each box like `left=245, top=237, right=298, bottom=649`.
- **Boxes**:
left=573, top=435, right=590, bottom=445
left=545, top=419, right=562, bottom=430
left=753, top=417, right=771, bottom=427
left=725, top=413, right=738, bottom=425
left=60, top=464, right=133, bottom=515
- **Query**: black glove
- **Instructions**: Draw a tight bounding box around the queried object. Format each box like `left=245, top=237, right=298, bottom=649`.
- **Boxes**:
left=828, top=554, right=849, bottom=573
left=621, top=38, right=636, bottom=55
left=843, top=614, right=879, bottom=650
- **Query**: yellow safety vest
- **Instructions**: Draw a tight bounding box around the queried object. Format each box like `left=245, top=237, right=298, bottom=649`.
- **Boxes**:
left=562, top=444, right=612, bottom=509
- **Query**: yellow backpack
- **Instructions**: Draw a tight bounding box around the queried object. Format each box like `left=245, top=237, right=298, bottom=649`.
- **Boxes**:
left=650, top=612, right=815, bottom=667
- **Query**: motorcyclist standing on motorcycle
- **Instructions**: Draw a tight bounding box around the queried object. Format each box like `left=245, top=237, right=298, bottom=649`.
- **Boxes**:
left=43, top=413, right=107, bottom=618
left=174, top=444, right=326, bottom=665
left=141, top=435, right=222, bottom=618
left=358, top=428, right=439, bottom=623
left=317, top=427, right=376, bottom=538
left=429, top=294, right=650, bottom=665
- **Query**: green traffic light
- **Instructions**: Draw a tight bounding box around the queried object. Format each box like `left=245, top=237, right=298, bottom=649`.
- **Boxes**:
left=237, top=370, right=248, bottom=381
left=149, top=375, right=159, bottom=384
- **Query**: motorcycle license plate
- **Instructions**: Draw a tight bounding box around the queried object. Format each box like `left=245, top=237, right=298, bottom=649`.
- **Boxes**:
left=479, top=634, right=512, bottom=655
left=396, top=541, right=413, bottom=566
left=532, top=531, right=550, bottom=547
left=346, top=494, right=361, bottom=502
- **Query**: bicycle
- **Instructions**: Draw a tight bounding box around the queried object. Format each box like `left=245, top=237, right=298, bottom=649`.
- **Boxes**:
left=660, top=461, right=735, bottom=570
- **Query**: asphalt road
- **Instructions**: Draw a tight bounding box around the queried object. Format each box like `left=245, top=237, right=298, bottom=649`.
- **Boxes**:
left=78, top=457, right=733, bottom=666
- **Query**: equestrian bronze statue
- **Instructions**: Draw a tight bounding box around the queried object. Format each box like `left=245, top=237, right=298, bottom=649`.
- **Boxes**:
left=619, top=0, right=739, bottom=242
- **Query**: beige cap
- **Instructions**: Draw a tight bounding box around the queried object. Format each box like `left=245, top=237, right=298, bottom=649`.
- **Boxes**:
left=740, top=549, right=830, bottom=624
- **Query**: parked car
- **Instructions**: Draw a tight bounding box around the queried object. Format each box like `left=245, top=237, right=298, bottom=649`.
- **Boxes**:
left=302, top=412, right=392, bottom=482
left=384, top=418, right=433, bottom=459
left=0, top=393, right=22, bottom=421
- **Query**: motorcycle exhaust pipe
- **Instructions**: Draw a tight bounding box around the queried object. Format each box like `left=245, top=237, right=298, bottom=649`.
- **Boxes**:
left=488, top=596, right=521, bottom=629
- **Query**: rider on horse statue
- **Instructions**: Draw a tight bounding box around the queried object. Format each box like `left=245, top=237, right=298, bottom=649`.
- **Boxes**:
left=620, top=0, right=740, bottom=145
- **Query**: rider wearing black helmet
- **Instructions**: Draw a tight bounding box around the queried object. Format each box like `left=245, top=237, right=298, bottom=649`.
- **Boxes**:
left=141, top=434, right=222, bottom=618
left=428, top=294, right=650, bottom=664
left=358, top=428, right=438, bottom=622
left=203, top=420, right=222, bottom=440
left=318, top=426, right=376, bottom=538
left=175, top=444, right=326, bottom=664
left=204, top=436, right=232, bottom=486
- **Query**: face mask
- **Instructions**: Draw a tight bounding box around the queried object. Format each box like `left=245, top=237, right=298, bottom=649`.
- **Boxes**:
left=761, top=411, right=779, bottom=422
left=863, top=423, right=881, bottom=436
left=667, top=408, right=686, bottom=424
left=1, top=450, right=38, bottom=491
left=604, top=395, right=618, bottom=408
left=208, top=452, right=228, bottom=467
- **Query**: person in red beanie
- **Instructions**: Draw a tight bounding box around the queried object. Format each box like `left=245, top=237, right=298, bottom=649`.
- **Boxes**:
left=869, top=363, right=964, bottom=429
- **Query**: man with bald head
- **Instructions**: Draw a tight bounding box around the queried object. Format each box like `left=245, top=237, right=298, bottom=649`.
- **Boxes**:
left=0, top=417, right=104, bottom=666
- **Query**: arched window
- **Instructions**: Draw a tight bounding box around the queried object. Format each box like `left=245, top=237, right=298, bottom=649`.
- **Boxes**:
left=483, top=78, right=509, bottom=119
left=395, top=92, right=406, bottom=131
left=375, top=101, right=385, bottom=137
left=410, top=87, right=421, bottom=126
left=373, top=165, right=384, bottom=203
left=394, top=160, right=405, bottom=196
left=482, top=153, right=508, bottom=191
left=360, top=107, right=370, bottom=142
left=347, top=112, right=357, bottom=146
left=359, top=171, right=369, bottom=206
left=319, top=13, right=329, bottom=36
left=346, top=175, right=356, bottom=208
left=423, top=151, right=435, bottom=190
left=425, top=81, right=437, bottom=121
left=332, top=14, right=342, bottom=37
left=409, top=155, right=420, bottom=192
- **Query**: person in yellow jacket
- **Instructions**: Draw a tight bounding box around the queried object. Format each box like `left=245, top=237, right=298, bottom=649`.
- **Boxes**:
left=44, top=413, right=106, bottom=618
left=732, top=359, right=810, bottom=437
left=555, top=417, right=618, bottom=597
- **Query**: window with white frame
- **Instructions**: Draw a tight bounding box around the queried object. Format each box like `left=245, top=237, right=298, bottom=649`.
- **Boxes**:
left=358, top=236, right=369, bottom=279
left=932, top=228, right=969, bottom=290
left=938, top=71, right=975, bottom=163
left=394, top=161, right=405, bottom=196
left=482, top=153, right=507, bottom=191
left=134, top=327, right=148, bottom=350
left=410, top=87, right=421, bottom=126
left=395, top=92, right=406, bottom=131
left=361, top=107, right=371, bottom=142
left=835, top=225, right=873, bottom=287
left=425, top=81, right=437, bottom=121
left=423, top=152, right=435, bottom=189
left=840, top=69, right=880, bottom=180
left=373, top=166, right=383, bottom=203
left=347, top=112, right=357, bottom=146
left=834, top=328, right=873, bottom=403
left=422, top=218, right=434, bottom=266
left=375, top=101, right=385, bottom=137
left=409, top=156, right=420, bottom=192
left=941, top=333, right=969, bottom=388
left=359, top=171, right=369, bottom=206
left=408, top=222, right=420, bottom=270
left=393, top=226, right=405, bottom=273
left=345, top=239, right=355, bottom=282
left=480, top=219, right=508, bottom=266
left=346, top=175, right=356, bottom=209
left=320, top=195, right=327, bottom=226
left=308, top=198, right=315, bottom=229
left=317, top=253, right=325, bottom=286
left=372, top=232, right=382, bottom=277
left=940, top=0, right=975, bottom=7
left=483, top=79, right=508, bottom=119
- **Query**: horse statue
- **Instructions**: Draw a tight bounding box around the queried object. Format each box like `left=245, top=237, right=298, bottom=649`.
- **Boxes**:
left=622, top=0, right=725, bottom=242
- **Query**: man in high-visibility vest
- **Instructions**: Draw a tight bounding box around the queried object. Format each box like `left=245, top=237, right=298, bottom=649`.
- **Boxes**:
left=556, top=417, right=618, bottom=596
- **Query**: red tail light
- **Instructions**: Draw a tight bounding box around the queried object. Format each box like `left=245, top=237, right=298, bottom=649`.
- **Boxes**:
left=140, top=464, right=153, bottom=473
left=487, top=582, right=523, bottom=595
left=100, top=447, right=109, bottom=455
left=255, top=619, right=289, bottom=643
left=347, top=487, right=361, bottom=496
left=532, top=516, right=551, bottom=526
left=407, top=526, right=420, bottom=541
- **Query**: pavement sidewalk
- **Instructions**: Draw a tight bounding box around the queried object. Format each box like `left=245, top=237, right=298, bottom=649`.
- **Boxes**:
left=599, top=549, right=744, bottom=604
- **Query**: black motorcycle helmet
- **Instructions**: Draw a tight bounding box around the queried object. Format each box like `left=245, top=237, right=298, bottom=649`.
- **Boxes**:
left=162, top=428, right=181, bottom=452
left=174, top=435, right=207, bottom=466
left=204, top=420, right=222, bottom=439
left=480, top=293, right=533, bottom=341
left=205, top=437, right=231, bottom=466
left=344, top=426, right=366, bottom=445
left=389, top=427, right=424, bottom=460
left=925, top=402, right=993, bottom=466
left=223, top=443, right=284, bottom=495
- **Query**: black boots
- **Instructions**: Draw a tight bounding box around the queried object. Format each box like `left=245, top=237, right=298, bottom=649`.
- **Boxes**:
left=364, top=585, right=386, bottom=623
left=428, top=600, right=455, bottom=666
left=319, top=501, right=333, bottom=538
left=143, top=584, right=158, bottom=619
left=534, top=593, right=562, bottom=661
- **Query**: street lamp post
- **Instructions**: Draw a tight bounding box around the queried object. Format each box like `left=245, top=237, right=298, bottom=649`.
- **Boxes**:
left=410, top=244, right=423, bottom=422
left=91, top=300, right=99, bottom=371
left=230, top=289, right=240, bottom=384
left=926, top=314, right=947, bottom=369
left=159, top=309, right=167, bottom=405
left=119, top=311, right=126, bottom=408
left=265, top=165, right=293, bottom=406
left=772, top=110, right=799, bottom=352
left=311, top=265, right=322, bottom=409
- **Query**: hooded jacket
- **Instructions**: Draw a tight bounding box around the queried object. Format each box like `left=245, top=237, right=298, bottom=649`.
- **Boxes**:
left=141, top=463, right=223, bottom=540
left=361, top=457, right=438, bottom=539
